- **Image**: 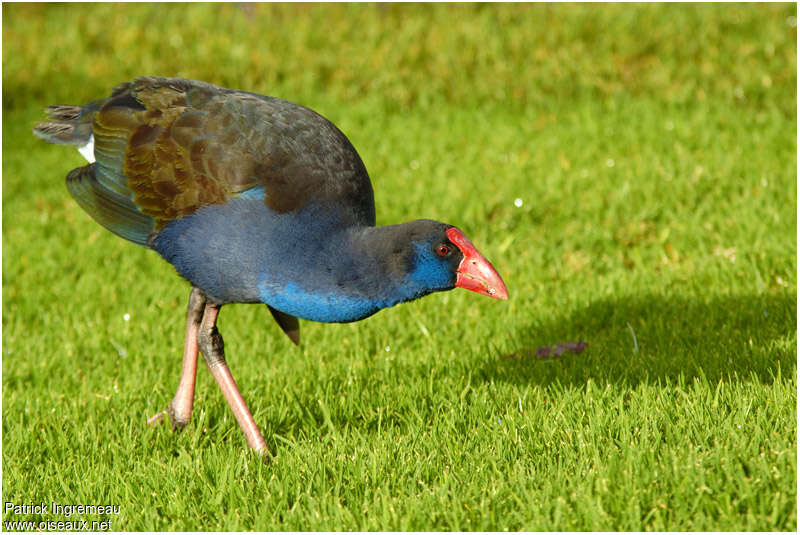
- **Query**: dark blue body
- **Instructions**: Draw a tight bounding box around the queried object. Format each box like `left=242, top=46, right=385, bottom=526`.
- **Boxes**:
left=152, top=188, right=455, bottom=323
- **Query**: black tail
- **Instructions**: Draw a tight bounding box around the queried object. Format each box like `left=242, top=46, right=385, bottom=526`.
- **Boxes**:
left=33, top=100, right=103, bottom=146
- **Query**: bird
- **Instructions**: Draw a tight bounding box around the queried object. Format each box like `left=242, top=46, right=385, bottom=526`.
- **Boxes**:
left=34, top=77, right=508, bottom=457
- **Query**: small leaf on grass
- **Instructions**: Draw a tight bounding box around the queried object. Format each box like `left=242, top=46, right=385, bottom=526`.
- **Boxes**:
left=504, top=341, right=588, bottom=360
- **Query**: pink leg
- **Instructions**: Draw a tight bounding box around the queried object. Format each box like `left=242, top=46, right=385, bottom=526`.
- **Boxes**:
left=147, top=287, right=205, bottom=429
left=197, top=303, right=269, bottom=456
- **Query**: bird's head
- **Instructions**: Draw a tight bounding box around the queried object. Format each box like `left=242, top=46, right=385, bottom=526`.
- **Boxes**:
left=394, top=220, right=509, bottom=301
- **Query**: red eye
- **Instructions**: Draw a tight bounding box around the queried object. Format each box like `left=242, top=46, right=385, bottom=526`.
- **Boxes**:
left=437, top=244, right=450, bottom=256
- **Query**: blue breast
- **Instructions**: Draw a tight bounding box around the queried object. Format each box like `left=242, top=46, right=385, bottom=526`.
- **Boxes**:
left=257, top=281, right=392, bottom=323
left=151, top=188, right=422, bottom=322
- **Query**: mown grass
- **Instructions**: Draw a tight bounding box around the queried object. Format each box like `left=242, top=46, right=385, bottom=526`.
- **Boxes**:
left=2, top=3, right=796, bottom=531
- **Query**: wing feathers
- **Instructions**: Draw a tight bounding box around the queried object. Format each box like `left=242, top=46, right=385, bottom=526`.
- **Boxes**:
left=66, top=165, right=155, bottom=246
left=40, top=77, right=375, bottom=234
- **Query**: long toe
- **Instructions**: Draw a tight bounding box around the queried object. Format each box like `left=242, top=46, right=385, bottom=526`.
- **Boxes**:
left=147, top=410, right=167, bottom=427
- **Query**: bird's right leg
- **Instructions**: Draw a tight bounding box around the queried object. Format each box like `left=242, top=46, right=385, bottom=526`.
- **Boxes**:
left=196, top=303, right=270, bottom=456
left=147, top=287, right=206, bottom=430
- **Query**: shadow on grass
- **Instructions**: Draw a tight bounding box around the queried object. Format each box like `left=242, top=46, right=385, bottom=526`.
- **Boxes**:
left=157, top=292, right=796, bottom=449
left=483, top=292, right=796, bottom=388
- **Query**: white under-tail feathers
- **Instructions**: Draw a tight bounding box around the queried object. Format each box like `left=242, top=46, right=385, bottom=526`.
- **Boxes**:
left=78, top=135, right=95, bottom=163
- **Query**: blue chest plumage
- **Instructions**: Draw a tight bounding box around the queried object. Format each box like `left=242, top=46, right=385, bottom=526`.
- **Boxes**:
left=257, top=282, right=386, bottom=323
left=151, top=190, right=444, bottom=323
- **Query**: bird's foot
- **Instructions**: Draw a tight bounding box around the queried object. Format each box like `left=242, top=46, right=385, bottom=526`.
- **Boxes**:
left=146, top=402, right=190, bottom=431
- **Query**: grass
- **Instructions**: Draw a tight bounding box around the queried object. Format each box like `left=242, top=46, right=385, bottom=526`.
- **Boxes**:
left=2, top=3, right=796, bottom=531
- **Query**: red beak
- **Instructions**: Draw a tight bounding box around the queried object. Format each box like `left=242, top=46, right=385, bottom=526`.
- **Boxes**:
left=446, top=227, right=509, bottom=300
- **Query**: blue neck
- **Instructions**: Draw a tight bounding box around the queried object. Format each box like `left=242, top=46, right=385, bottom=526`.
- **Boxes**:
left=257, top=228, right=447, bottom=323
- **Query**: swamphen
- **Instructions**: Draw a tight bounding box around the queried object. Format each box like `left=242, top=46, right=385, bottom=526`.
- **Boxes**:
left=34, top=77, right=508, bottom=456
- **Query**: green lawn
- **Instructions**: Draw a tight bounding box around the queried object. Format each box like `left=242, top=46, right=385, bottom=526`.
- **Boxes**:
left=2, top=3, right=796, bottom=531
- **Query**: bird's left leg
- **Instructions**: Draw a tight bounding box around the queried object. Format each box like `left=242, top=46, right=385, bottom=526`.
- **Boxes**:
left=197, top=303, right=270, bottom=456
left=147, top=287, right=206, bottom=430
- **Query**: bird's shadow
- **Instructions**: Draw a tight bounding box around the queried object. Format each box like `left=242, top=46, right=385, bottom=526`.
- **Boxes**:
left=481, top=292, right=796, bottom=388
left=191, top=292, right=795, bottom=450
